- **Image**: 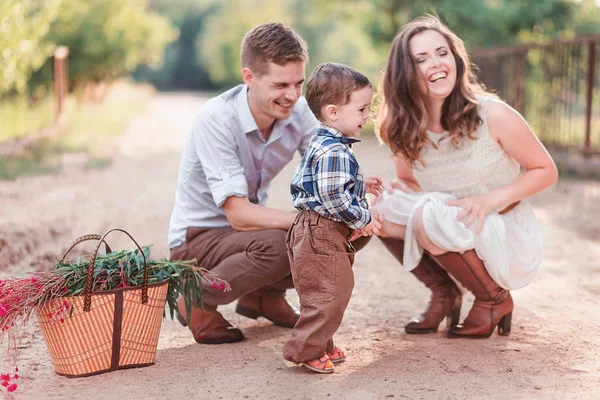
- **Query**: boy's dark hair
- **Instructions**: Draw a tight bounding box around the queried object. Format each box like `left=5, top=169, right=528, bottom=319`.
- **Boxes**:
left=306, top=62, right=371, bottom=121
left=241, top=23, right=308, bottom=75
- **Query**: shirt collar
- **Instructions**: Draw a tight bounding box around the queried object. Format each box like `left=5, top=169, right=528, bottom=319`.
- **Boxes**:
left=236, top=85, right=259, bottom=135
left=316, top=123, right=361, bottom=145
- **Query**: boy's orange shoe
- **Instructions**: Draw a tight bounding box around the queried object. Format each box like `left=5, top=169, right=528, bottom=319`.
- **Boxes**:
left=327, top=346, right=346, bottom=364
left=300, top=354, right=334, bottom=374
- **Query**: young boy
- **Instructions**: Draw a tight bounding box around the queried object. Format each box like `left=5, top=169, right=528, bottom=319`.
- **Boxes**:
left=282, top=63, right=382, bottom=373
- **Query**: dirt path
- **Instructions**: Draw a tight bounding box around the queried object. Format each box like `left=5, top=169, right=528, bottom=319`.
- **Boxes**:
left=1, top=92, right=599, bottom=399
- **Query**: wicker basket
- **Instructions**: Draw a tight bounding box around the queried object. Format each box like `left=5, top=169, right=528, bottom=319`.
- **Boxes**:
left=36, top=229, right=169, bottom=377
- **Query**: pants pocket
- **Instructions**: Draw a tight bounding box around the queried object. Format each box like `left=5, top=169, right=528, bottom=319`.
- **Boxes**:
left=292, top=251, right=334, bottom=304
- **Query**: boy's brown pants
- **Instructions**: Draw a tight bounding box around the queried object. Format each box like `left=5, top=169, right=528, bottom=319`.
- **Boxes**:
left=282, top=210, right=356, bottom=363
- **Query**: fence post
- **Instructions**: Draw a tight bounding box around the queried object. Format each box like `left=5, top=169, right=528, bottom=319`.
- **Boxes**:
left=584, top=40, right=596, bottom=157
left=512, top=50, right=527, bottom=113
left=54, top=46, right=69, bottom=124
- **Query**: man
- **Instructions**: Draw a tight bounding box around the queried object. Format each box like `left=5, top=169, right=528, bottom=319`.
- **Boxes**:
left=168, top=23, right=318, bottom=344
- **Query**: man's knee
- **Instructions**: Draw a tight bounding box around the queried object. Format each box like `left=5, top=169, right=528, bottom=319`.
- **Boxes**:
left=247, top=229, right=290, bottom=277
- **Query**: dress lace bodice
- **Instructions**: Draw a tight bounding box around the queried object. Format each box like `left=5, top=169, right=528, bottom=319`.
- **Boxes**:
left=412, top=97, right=520, bottom=199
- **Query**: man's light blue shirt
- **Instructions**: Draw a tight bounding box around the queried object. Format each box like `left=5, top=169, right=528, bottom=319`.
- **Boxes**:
left=168, top=84, right=318, bottom=248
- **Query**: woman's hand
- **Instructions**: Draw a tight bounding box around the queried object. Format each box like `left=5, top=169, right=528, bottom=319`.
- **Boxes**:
left=445, top=193, right=502, bottom=234
left=383, top=178, right=414, bottom=194
left=365, top=176, right=384, bottom=199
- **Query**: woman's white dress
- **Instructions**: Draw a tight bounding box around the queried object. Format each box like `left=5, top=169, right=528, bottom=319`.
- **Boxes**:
left=373, top=97, right=543, bottom=290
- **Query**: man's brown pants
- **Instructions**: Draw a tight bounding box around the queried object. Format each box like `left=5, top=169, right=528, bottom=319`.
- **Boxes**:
left=170, top=227, right=294, bottom=307
left=282, top=210, right=356, bottom=363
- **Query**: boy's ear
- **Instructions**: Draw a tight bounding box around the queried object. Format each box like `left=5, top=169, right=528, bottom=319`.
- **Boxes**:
left=242, top=67, right=254, bottom=86
left=325, top=104, right=337, bottom=121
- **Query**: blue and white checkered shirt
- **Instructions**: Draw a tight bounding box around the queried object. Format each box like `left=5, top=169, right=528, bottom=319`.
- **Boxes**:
left=290, top=124, right=371, bottom=230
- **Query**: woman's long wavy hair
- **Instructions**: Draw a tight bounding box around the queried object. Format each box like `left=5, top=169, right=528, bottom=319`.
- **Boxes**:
left=376, top=15, right=494, bottom=167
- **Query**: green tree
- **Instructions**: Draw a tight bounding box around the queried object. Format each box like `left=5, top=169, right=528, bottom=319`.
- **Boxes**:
left=135, top=0, right=219, bottom=90
left=197, top=0, right=384, bottom=87
left=44, top=0, right=178, bottom=92
left=0, top=0, right=63, bottom=97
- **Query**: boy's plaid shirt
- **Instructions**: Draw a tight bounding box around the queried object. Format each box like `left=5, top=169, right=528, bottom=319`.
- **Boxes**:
left=290, top=124, right=371, bottom=230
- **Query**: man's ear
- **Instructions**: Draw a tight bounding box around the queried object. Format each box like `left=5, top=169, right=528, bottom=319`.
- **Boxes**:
left=325, top=104, right=337, bottom=121
left=242, top=67, right=254, bottom=86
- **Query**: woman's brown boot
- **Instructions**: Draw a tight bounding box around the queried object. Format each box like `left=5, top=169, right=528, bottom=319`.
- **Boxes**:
left=432, top=250, right=513, bottom=339
left=380, top=238, right=462, bottom=334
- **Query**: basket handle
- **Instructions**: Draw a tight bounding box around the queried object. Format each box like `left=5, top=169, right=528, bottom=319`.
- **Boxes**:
left=84, top=228, right=149, bottom=312
left=60, top=234, right=113, bottom=261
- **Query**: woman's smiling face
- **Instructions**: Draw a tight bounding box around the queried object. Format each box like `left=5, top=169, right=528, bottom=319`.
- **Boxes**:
left=409, top=29, right=457, bottom=101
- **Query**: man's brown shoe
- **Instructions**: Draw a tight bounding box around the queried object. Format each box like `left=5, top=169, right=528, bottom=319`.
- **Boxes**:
left=235, top=292, right=299, bottom=328
left=177, top=297, right=245, bottom=344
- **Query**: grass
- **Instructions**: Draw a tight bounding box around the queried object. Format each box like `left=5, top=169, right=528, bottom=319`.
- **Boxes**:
left=0, top=94, right=55, bottom=142
left=0, top=81, right=153, bottom=180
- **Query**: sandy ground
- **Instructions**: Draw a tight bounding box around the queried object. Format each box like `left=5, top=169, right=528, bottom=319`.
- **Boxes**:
left=1, top=92, right=599, bottom=400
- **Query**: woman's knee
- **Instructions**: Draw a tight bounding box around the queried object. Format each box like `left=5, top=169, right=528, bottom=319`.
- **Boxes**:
left=378, top=220, right=406, bottom=239
left=413, top=207, right=446, bottom=255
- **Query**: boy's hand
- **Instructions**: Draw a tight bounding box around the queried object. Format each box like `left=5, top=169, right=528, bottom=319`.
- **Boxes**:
left=365, top=176, right=384, bottom=199
left=349, top=218, right=382, bottom=241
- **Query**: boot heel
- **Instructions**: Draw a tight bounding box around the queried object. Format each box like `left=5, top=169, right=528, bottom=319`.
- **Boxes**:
left=446, top=306, right=461, bottom=328
left=497, top=312, right=512, bottom=336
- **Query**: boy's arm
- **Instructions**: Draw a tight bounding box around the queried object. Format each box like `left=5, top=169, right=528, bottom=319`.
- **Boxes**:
left=314, top=149, right=371, bottom=230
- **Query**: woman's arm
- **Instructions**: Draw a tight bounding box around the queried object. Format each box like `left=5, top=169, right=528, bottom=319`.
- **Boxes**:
left=486, top=100, right=559, bottom=208
left=385, top=155, right=423, bottom=193
left=446, top=100, right=559, bottom=233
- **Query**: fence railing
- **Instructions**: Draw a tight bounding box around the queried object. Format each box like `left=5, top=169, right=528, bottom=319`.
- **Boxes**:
left=472, top=35, right=599, bottom=156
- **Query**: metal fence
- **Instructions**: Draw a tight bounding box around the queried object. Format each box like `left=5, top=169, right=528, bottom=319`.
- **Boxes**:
left=472, top=36, right=599, bottom=156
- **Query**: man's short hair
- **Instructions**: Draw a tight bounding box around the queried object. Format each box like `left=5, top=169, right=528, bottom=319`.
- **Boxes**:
left=306, top=62, right=372, bottom=121
left=241, top=23, right=308, bottom=75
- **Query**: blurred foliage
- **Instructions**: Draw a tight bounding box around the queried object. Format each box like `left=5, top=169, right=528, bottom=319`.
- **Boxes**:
left=133, top=0, right=220, bottom=90
left=4, top=0, right=598, bottom=94
left=136, top=0, right=600, bottom=90
left=0, top=0, right=177, bottom=98
left=0, top=0, right=63, bottom=95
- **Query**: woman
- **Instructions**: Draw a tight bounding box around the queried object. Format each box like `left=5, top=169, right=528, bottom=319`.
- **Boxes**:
left=373, top=15, right=558, bottom=338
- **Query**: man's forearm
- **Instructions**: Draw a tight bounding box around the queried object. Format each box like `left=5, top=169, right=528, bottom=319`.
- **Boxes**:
left=223, top=197, right=296, bottom=231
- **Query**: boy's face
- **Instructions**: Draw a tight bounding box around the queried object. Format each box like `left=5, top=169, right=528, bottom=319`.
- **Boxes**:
left=244, top=61, right=305, bottom=122
left=330, top=86, right=373, bottom=138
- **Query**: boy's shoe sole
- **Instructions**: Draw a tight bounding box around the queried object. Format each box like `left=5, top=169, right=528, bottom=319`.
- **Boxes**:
left=300, top=362, right=334, bottom=374
left=329, top=355, right=346, bottom=364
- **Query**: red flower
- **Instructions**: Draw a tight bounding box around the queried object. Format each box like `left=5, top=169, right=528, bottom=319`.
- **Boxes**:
left=218, top=283, right=225, bottom=291
left=7, top=383, right=17, bottom=392
left=13, top=374, right=17, bottom=380
left=1, top=381, right=8, bottom=387
left=0, top=374, right=9, bottom=381
left=212, top=282, right=217, bottom=289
